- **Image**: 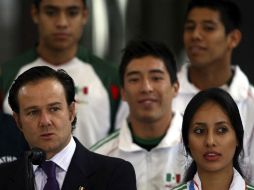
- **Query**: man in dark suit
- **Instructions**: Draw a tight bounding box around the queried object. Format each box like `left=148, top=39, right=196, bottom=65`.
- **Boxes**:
left=0, top=66, right=136, bottom=190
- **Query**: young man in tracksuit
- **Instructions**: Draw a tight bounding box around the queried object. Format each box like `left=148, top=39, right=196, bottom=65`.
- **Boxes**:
left=172, top=0, right=254, bottom=184
left=1, top=0, right=125, bottom=149
left=91, top=40, right=186, bottom=190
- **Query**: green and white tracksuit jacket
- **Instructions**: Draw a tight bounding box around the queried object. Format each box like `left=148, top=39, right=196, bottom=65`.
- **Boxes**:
left=172, top=64, right=254, bottom=184
left=1, top=46, right=124, bottom=148
left=91, top=112, right=187, bottom=190
left=172, top=168, right=254, bottom=190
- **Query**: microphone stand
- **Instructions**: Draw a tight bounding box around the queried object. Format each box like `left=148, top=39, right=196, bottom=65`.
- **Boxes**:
left=25, top=147, right=46, bottom=190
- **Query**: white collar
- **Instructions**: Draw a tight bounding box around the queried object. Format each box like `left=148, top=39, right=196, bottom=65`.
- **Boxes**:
left=35, top=57, right=80, bottom=70
left=118, top=112, right=183, bottom=151
left=33, top=136, right=76, bottom=172
left=191, top=168, right=246, bottom=190
left=178, top=63, right=250, bottom=102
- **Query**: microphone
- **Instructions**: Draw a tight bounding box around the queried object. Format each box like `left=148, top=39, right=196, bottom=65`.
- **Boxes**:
left=27, top=147, right=46, bottom=165
left=25, top=147, right=46, bottom=190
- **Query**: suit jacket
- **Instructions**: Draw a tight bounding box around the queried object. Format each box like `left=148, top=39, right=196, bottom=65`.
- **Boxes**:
left=0, top=138, right=137, bottom=190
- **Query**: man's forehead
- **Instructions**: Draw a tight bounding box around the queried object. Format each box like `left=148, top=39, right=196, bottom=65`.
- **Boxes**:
left=40, top=0, right=85, bottom=8
left=18, top=79, right=66, bottom=107
left=187, top=8, right=221, bottom=22
left=19, top=78, right=63, bottom=93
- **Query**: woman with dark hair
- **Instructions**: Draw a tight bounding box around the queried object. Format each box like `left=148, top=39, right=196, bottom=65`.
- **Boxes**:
left=172, top=88, right=254, bottom=190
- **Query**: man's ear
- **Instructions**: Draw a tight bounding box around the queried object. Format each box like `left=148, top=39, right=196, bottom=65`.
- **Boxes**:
left=82, top=8, right=89, bottom=25
left=31, top=5, right=39, bottom=24
left=172, top=81, right=179, bottom=98
left=228, top=29, right=242, bottom=49
left=69, top=102, right=76, bottom=122
left=13, top=112, right=23, bottom=131
left=121, top=88, right=127, bottom=102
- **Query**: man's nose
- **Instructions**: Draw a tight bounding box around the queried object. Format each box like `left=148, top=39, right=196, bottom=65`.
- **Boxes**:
left=56, top=13, right=68, bottom=27
left=39, top=111, right=51, bottom=127
left=191, top=26, right=203, bottom=40
left=141, top=79, right=153, bottom=93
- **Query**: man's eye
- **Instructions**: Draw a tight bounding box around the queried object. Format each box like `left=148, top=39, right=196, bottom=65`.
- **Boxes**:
left=128, top=78, right=139, bottom=83
left=50, top=107, right=60, bottom=112
left=27, top=110, right=38, bottom=116
left=68, top=10, right=79, bottom=17
left=203, top=25, right=215, bottom=31
left=45, top=9, right=57, bottom=16
left=184, top=24, right=195, bottom=31
left=152, top=76, right=163, bottom=81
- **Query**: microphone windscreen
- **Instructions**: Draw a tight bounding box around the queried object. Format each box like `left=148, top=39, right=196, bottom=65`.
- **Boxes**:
left=28, top=147, right=46, bottom=165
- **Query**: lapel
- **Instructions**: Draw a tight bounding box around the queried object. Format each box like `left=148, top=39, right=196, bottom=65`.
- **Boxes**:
left=61, top=138, right=98, bottom=190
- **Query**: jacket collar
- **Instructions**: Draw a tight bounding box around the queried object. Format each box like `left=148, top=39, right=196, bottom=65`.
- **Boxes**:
left=118, top=112, right=183, bottom=152
left=178, top=64, right=250, bottom=102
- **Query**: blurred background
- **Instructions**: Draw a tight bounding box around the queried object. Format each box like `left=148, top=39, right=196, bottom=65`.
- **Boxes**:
left=0, top=0, right=253, bottom=82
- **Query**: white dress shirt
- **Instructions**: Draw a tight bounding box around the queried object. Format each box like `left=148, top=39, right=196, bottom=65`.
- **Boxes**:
left=33, top=137, right=76, bottom=190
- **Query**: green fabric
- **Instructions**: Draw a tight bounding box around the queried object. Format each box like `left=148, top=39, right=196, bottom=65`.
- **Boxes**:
left=129, top=124, right=165, bottom=151
left=171, top=183, right=187, bottom=190
left=90, top=129, right=120, bottom=151
left=247, top=184, right=254, bottom=190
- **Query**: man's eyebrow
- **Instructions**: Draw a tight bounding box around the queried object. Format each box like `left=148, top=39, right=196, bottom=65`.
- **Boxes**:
left=48, top=102, right=62, bottom=107
left=185, top=19, right=217, bottom=24
left=126, top=69, right=165, bottom=76
left=43, top=5, right=58, bottom=10
left=126, top=71, right=141, bottom=77
left=149, top=69, right=165, bottom=74
left=23, top=106, right=39, bottom=112
left=23, top=102, right=62, bottom=111
left=42, top=5, right=81, bottom=10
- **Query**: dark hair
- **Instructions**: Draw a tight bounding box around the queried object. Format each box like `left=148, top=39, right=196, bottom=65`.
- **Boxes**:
left=33, top=0, right=87, bottom=9
left=182, top=88, right=244, bottom=181
left=185, top=0, right=242, bottom=34
left=119, top=40, right=178, bottom=86
left=8, top=66, right=77, bottom=129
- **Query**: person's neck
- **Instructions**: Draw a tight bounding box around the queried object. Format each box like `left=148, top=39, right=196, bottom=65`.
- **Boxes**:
left=188, top=61, right=233, bottom=90
left=197, top=167, right=234, bottom=190
left=37, top=45, right=78, bottom=66
left=129, top=113, right=173, bottom=139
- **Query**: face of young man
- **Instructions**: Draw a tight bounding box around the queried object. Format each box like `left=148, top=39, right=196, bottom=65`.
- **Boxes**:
left=121, top=55, right=178, bottom=124
left=32, top=0, right=88, bottom=52
left=188, top=101, right=238, bottom=174
left=183, top=7, right=240, bottom=68
left=13, top=78, right=75, bottom=159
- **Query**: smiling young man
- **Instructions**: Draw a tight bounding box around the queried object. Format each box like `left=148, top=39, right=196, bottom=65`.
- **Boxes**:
left=172, top=0, right=254, bottom=184
left=0, top=66, right=136, bottom=190
left=91, top=40, right=186, bottom=189
left=1, top=0, right=123, bottom=148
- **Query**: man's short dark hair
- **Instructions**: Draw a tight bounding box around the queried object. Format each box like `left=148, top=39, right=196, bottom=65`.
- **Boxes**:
left=119, top=40, right=178, bottom=86
left=33, top=0, right=87, bottom=9
left=8, top=66, right=77, bottom=129
left=185, top=0, right=242, bottom=34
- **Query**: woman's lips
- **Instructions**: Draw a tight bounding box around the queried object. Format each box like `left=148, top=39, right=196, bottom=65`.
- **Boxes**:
left=203, top=152, right=221, bottom=161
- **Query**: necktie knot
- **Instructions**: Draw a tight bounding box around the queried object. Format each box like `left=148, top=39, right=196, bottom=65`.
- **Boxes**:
left=41, top=161, right=57, bottom=178
left=40, top=161, right=60, bottom=190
